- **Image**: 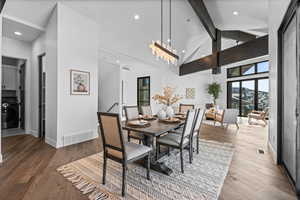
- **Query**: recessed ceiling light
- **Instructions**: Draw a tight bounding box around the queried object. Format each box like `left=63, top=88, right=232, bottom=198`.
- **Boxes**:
left=233, top=11, right=239, bottom=16
left=116, top=60, right=120, bottom=64
left=134, top=14, right=140, bottom=20
left=182, top=50, right=186, bottom=53
left=14, top=31, right=22, bottom=36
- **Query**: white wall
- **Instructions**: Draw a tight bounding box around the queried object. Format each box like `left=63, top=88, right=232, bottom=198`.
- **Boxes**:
left=1, top=36, right=32, bottom=134
left=120, top=61, right=213, bottom=114
left=98, top=60, right=120, bottom=113
left=268, top=0, right=291, bottom=157
left=56, top=3, right=98, bottom=147
left=45, top=7, right=58, bottom=147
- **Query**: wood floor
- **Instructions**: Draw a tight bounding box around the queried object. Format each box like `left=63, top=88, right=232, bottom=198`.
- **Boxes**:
left=0, top=122, right=297, bottom=200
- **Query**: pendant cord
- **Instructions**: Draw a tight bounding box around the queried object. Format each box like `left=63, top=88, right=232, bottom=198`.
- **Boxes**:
left=169, top=0, right=171, bottom=46
left=161, top=0, right=163, bottom=44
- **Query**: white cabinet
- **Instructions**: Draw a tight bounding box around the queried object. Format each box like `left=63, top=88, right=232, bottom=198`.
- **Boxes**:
left=2, top=65, right=18, bottom=90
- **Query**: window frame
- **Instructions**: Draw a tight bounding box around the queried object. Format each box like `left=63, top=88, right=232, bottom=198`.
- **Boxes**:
left=137, top=76, right=150, bottom=113
left=227, top=76, right=269, bottom=116
left=227, top=60, right=269, bottom=78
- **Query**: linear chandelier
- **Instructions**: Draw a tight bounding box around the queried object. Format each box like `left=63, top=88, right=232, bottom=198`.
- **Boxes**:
left=149, top=0, right=179, bottom=65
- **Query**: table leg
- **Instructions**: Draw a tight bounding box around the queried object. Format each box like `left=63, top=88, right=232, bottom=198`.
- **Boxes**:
left=143, top=135, right=173, bottom=176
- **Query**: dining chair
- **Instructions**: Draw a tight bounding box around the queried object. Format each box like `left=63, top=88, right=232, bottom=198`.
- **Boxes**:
left=156, top=109, right=198, bottom=173
left=124, top=106, right=144, bottom=144
left=97, top=112, right=152, bottom=197
left=179, top=104, right=195, bottom=114
left=141, top=105, right=152, bottom=116
left=191, top=108, right=205, bottom=155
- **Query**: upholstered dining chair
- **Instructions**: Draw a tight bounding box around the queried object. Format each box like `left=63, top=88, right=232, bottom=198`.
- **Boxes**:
left=124, top=106, right=144, bottom=144
left=170, top=109, right=204, bottom=159
left=191, top=108, right=205, bottom=155
left=141, top=105, right=152, bottom=116
left=179, top=104, right=195, bottom=114
left=97, top=112, right=152, bottom=197
left=156, top=109, right=198, bottom=173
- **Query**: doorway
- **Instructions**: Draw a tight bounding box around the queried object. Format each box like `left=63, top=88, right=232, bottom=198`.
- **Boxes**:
left=38, top=53, right=46, bottom=139
left=278, top=0, right=300, bottom=193
left=1, top=56, right=26, bottom=137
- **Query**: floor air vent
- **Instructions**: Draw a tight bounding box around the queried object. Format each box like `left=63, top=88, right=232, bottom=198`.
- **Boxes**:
left=258, top=149, right=265, bottom=154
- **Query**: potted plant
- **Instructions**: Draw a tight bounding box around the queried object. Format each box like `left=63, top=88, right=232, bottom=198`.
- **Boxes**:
left=207, top=82, right=222, bottom=105
left=153, top=86, right=182, bottom=118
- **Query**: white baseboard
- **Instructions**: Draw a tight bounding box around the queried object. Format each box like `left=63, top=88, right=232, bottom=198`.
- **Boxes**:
left=45, top=137, right=59, bottom=148
left=28, top=130, right=39, bottom=138
left=268, top=142, right=278, bottom=164
left=62, top=129, right=98, bottom=147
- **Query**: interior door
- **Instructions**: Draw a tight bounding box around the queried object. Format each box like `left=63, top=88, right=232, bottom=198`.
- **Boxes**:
left=282, top=14, right=297, bottom=182
left=19, top=62, right=25, bottom=129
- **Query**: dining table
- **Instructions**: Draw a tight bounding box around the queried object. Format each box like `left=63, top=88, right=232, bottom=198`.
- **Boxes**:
left=122, top=118, right=185, bottom=175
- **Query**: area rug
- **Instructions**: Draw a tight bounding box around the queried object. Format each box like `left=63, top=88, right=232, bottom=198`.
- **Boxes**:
left=57, top=139, right=234, bottom=200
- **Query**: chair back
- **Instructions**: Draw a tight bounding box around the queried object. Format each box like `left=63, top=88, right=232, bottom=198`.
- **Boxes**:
left=180, top=109, right=197, bottom=145
left=124, top=106, right=139, bottom=120
left=97, top=112, right=126, bottom=158
left=223, top=109, right=238, bottom=123
left=179, top=104, right=195, bottom=114
left=194, top=108, right=205, bottom=132
left=141, top=105, right=152, bottom=116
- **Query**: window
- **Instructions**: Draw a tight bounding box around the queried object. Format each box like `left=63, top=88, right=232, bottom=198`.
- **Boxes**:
left=137, top=76, right=150, bottom=112
left=227, top=67, right=240, bottom=77
left=257, top=61, right=269, bottom=73
left=227, top=61, right=269, bottom=78
left=241, top=64, right=255, bottom=75
left=227, top=78, right=269, bottom=116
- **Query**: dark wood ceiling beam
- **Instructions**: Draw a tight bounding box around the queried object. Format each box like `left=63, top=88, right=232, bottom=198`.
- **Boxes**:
left=212, top=29, right=221, bottom=74
left=221, top=30, right=257, bottom=42
left=179, top=35, right=268, bottom=76
left=188, top=0, right=216, bottom=40
left=0, top=0, right=6, bottom=14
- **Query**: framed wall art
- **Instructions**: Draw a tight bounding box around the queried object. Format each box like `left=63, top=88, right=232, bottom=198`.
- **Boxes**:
left=70, top=70, right=90, bottom=95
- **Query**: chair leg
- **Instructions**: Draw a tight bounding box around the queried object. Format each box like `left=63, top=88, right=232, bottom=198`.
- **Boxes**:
left=102, top=154, right=107, bottom=185
left=167, top=147, right=170, bottom=156
left=197, top=133, right=199, bottom=154
left=139, top=139, right=141, bottom=144
left=122, top=163, right=127, bottom=197
left=236, top=122, right=239, bottom=129
left=127, top=131, right=131, bottom=142
left=155, top=143, right=159, bottom=160
left=189, top=142, right=192, bottom=164
left=147, top=153, right=151, bottom=180
left=180, top=148, right=184, bottom=173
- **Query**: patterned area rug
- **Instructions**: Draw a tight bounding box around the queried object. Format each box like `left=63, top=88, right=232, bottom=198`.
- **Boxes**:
left=57, top=139, right=234, bottom=200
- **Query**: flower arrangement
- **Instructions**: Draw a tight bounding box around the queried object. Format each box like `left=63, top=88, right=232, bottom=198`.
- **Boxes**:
left=152, top=86, right=182, bottom=106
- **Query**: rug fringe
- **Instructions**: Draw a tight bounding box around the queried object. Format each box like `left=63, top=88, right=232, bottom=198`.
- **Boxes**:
left=57, top=166, right=111, bottom=200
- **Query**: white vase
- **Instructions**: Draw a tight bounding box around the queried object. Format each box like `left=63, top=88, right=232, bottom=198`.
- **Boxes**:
left=166, top=106, right=174, bottom=118
left=157, top=109, right=167, bottom=119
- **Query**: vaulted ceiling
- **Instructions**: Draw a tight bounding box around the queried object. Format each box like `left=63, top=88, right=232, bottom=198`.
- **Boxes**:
left=2, top=0, right=268, bottom=69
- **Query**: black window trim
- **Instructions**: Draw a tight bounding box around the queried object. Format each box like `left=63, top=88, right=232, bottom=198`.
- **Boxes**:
left=227, top=76, right=269, bottom=117
left=227, top=60, right=269, bottom=79
left=137, top=76, right=150, bottom=113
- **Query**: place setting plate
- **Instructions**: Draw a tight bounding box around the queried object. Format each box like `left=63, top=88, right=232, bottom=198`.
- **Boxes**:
left=174, top=113, right=186, bottom=120
left=141, top=115, right=157, bottom=121
left=127, top=120, right=151, bottom=128
left=159, top=117, right=181, bottom=124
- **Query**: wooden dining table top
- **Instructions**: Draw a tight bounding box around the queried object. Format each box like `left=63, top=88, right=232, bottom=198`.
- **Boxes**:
left=122, top=119, right=184, bottom=137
